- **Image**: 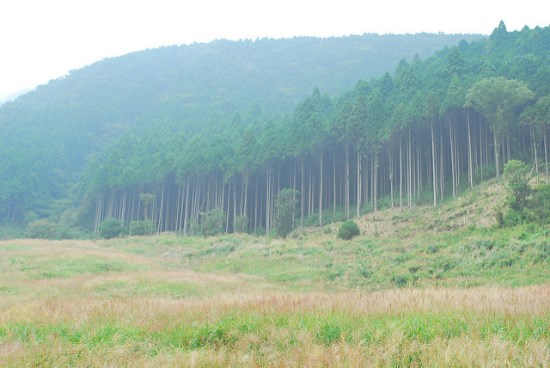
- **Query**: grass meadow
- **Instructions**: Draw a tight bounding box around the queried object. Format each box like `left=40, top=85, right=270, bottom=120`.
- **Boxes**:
left=1, top=183, right=549, bottom=366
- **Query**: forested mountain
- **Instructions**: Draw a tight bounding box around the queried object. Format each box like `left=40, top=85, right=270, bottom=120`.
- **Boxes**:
left=0, top=33, right=482, bottom=224
left=77, top=23, right=550, bottom=236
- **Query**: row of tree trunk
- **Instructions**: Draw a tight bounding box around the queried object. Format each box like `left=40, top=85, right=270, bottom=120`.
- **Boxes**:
left=91, top=112, right=549, bottom=234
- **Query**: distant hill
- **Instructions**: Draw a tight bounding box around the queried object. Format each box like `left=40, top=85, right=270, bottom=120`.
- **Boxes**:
left=0, top=33, right=482, bottom=222
left=73, top=23, right=549, bottom=237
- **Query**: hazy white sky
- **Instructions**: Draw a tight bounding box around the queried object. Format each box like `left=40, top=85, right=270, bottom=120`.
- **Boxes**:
left=0, top=0, right=548, bottom=100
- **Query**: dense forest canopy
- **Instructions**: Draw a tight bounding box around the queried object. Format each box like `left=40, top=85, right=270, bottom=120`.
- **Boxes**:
left=3, top=24, right=550, bottom=237
left=0, top=33, right=482, bottom=225
left=80, top=23, right=549, bottom=236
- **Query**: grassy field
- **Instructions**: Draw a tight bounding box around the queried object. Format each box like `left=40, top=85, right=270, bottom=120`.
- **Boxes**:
left=1, top=182, right=549, bottom=366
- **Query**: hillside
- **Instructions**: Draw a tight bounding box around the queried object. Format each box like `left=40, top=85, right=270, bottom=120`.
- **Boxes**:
left=2, top=24, right=550, bottom=239
left=0, top=178, right=548, bottom=366
left=77, top=23, right=550, bottom=238
left=100, top=178, right=547, bottom=290
left=1, top=23, right=548, bottom=367
left=0, top=33, right=482, bottom=225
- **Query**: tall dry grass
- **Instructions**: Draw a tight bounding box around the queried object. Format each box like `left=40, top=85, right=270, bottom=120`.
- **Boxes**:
left=1, top=286, right=548, bottom=367
left=1, top=237, right=548, bottom=367
left=2, top=285, right=548, bottom=325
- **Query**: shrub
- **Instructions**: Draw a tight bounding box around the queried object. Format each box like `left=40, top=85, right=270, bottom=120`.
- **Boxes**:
left=495, top=209, right=505, bottom=228
left=527, top=184, right=550, bottom=225
left=201, top=209, right=226, bottom=237
left=129, top=220, right=155, bottom=236
left=233, top=215, right=248, bottom=233
left=25, top=219, right=68, bottom=239
left=99, top=219, right=126, bottom=239
left=275, top=188, right=299, bottom=238
left=499, top=161, right=550, bottom=226
left=0, top=226, right=24, bottom=240
left=337, top=220, right=360, bottom=240
left=189, top=220, right=202, bottom=236
left=503, top=209, right=523, bottom=226
left=504, top=160, right=531, bottom=211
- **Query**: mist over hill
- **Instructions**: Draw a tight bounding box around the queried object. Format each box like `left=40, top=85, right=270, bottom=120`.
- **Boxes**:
left=0, top=32, right=482, bottom=223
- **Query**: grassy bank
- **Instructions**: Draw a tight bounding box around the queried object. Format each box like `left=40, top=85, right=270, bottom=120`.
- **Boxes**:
left=1, top=181, right=549, bottom=366
left=1, top=285, right=548, bottom=367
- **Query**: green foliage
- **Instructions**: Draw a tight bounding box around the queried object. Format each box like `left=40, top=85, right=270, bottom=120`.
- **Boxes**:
left=316, top=320, right=343, bottom=345
left=138, top=193, right=156, bottom=220
left=201, top=209, right=226, bottom=237
left=526, top=184, right=550, bottom=225
left=189, top=220, right=202, bottom=236
left=275, top=189, right=299, bottom=238
left=3, top=24, right=550, bottom=236
left=233, top=215, right=248, bottom=233
left=129, top=220, right=155, bottom=236
left=520, top=95, right=550, bottom=127
left=99, top=219, right=126, bottom=239
left=25, top=219, right=69, bottom=240
left=500, top=161, right=550, bottom=226
left=504, top=160, right=531, bottom=211
left=337, top=220, right=360, bottom=240
left=465, top=78, right=534, bottom=176
left=0, top=225, right=25, bottom=240
left=466, top=78, right=535, bottom=133
left=0, top=34, right=480, bottom=224
left=495, top=209, right=505, bottom=228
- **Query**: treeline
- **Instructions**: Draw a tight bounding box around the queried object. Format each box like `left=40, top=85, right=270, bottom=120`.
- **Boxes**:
left=1, top=33, right=481, bottom=225
left=80, top=23, right=550, bottom=235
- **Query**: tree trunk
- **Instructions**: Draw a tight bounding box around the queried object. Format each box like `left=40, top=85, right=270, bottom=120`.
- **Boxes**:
left=333, top=149, right=337, bottom=215
left=292, top=161, right=296, bottom=226
left=374, top=153, right=378, bottom=211
left=232, top=178, right=238, bottom=232
left=308, top=164, right=313, bottom=217
left=416, top=142, right=421, bottom=201
left=507, top=136, right=511, bottom=163
left=399, top=134, right=404, bottom=213
left=389, top=148, right=394, bottom=208
left=157, top=184, right=165, bottom=233
left=439, top=126, right=445, bottom=200
left=531, top=125, right=539, bottom=183
left=254, top=181, right=258, bottom=232
left=345, top=143, right=350, bottom=218
left=176, top=184, right=183, bottom=232
left=184, top=179, right=190, bottom=235
left=431, top=123, right=437, bottom=206
left=243, top=172, right=249, bottom=218
left=225, top=179, right=231, bottom=234
left=467, top=110, right=473, bottom=189
left=494, top=132, right=500, bottom=179
left=266, top=168, right=271, bottom=236
left=364, top=154, right=369, bottom=207
left=543, top=125, right=549, bottom=183
left=301, top=159, right=305, bottom=226
left=319, top=152, right=323, bottom=226
left=456, top=120, right=461, bottom=187
left=408, top=127, right=412, bottom=210
left=449, top=117, right=456, bottom=199
left=94, top=196, right=101, bottom=234
left=370, top=153, right=374, bottom=209
left=356, top=149, right=362, bottom=218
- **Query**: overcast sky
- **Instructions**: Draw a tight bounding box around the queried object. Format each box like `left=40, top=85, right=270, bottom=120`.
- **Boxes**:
left=0, top=0, right=548, bottom=101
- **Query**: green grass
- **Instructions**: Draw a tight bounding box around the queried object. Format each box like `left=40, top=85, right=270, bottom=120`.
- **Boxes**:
left=19, top=255, right=138, bottom=279
left=0, top=233, right=548, bottom=366
left=0, top=243, right=32, bottom=251
left=91, top=280, right=203, bottom=298
left=1, top=311, right=546, bottom=359
left=113, top=223, right=549, bottom=290
left=0, top=180, right=548, bottom=366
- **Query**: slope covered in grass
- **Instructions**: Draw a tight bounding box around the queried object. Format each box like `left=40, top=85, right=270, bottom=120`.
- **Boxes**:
left=1, top=181, right=549, bottom=366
